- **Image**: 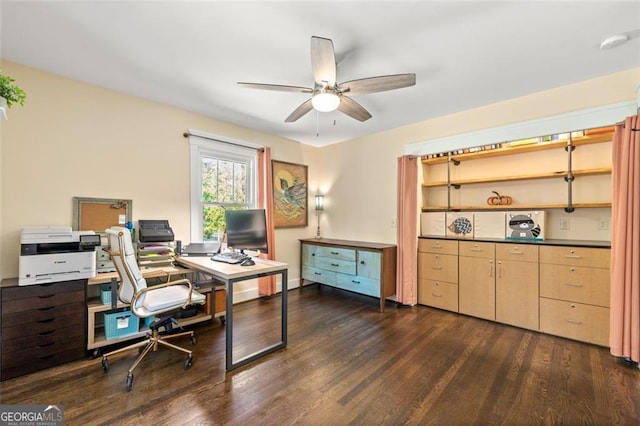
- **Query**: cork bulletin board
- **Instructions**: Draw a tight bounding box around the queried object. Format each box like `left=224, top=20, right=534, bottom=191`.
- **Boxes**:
left=72, top=197, right=132, bottom=232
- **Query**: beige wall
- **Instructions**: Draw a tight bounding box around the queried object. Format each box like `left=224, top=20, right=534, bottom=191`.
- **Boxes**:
left=315, top=68, right=639, bottom=242
left=0, top=61, right=318, bottom=287
left=2, top=60, right=638, bottom=292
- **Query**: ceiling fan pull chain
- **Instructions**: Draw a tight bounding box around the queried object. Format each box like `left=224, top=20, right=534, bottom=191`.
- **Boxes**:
left=316, top=110, right=320, bottom=137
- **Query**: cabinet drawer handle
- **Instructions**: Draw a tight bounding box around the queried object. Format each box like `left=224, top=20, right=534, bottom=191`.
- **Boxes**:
left=37, top=318, right=55, bottom=324
left=38, top=294, right=55, bottom=299
left=431, top=266, right=442, bottom=270
left=431, top=292, right=443, bottom=298
left=431, top=245, right=443, bottom=249
left=38, top=342, right=55, bottom=348
left=566, top=319, right=583, bottom=325
left=38, top=330, right=55, bottom=336
left=509, top=251, right=523, bottom=255
left=314, top=272, right=322, bottom=275
left=564, top=255, right=582, bottom=259
left=564, top=283, right=584, bottom=288
left=330, top=251, right=339, bottom=255
left=38, top=306, right=56, bottom=311
left=351, top=280, right=361, bottom=284
left=331, top=263, right=339, bottom=267
left=470, top=248, right=483, bottom=252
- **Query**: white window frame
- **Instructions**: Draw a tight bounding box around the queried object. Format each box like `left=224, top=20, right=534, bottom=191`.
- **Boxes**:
left=188, top=132, right=261, bottom=242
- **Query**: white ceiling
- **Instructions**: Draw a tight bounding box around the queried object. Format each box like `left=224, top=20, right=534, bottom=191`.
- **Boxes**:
left=1, top=1, right=639, bottom=147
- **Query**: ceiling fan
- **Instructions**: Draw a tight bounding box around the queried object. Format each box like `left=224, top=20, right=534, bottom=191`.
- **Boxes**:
left=238, top=36, right=416, bottom=123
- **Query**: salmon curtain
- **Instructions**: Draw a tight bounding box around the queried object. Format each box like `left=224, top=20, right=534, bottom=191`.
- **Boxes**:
left=610, top=114, right=640, bottom=362
left=396, top=155, right=418, bottom=305
left=257, top=147, right=277, bottom=296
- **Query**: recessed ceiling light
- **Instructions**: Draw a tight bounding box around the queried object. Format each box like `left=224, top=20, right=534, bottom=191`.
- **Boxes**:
left=600, top=34, right=629, bottom=50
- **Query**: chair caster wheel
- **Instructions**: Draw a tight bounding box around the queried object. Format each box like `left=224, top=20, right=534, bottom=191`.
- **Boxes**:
left=102, top=357, right=109, bottom=373
left=126, top=374, right=134, bottom=391
left=185, top=354, right=193, bottom=370
left=92, top=349, right=102, bottom=359
left=190, top=335, right=196, bottom=345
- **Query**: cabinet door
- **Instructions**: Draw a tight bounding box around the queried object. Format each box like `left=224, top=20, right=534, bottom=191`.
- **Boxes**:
left=459, top=256, right=495, bottom=320
left=302, top=243, right=318, bottom=267
left=496, top=259, right=539, bottom=330
left=357, top=250, right=381, bottom=279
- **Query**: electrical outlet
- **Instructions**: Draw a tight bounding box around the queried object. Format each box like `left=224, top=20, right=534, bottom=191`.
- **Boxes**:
left=598, top=217, right=609, bottom=231
left=560, top=218, right=570, bottom=230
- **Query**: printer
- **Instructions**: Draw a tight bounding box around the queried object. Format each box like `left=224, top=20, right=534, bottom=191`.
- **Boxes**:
left=19, top=227, right=101, bottom=286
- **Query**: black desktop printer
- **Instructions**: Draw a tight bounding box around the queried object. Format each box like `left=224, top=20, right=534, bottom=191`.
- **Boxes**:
left=138, top=220, right=175, bottom=243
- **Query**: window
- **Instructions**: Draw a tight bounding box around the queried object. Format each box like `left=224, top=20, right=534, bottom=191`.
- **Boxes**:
left=189, top=135, right=258, bottom=242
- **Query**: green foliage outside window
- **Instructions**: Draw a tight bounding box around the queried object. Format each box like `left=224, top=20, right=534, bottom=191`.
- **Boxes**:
left=201, top=156, right=249, bottom=241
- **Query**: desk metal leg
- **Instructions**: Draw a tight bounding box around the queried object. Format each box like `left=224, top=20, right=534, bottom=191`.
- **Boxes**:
left=225, top=269, right=288, bottom=371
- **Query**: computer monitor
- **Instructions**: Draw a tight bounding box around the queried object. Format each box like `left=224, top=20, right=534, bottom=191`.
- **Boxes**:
left=224, top=209, right=268, bottom=254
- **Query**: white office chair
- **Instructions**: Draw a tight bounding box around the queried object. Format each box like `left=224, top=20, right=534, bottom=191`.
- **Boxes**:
left=101, top=226, right=206, bottom=391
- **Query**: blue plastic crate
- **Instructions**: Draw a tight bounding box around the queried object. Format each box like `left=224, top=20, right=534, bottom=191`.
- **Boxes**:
left=100, top=284, right=113, bottom=305
left=104, top=309, right=140, bottom=340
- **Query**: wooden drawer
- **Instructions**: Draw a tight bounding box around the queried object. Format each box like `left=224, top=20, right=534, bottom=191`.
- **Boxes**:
left=418, top=278, right=458, bottom=312
left=1, top=346, right=86, bottom=381
left=2, top=290, right=85, bottom=315
left=1, top=326, right=85, bottom=367
left=1, top=279, right=85, bottom=301
left=317, top=246, right=356, bottom=262
left=418, top=252, right=458, bottom=283
left=1, top=324, right=85, bottom=353
left=2, top=301, right=84, bottom=328
left=540, top=297, right=609, bottom=346
left=314, top=257, right=356, bottom=275
left=418, top=238, right=458, bottom=255
left=336, top=273, right=380, bottom=298
left=357, top=250, right=381, bottom=280
left=2, top=310, right=85, bottom=340
left=540, top=264, right=610, bottom=307
left=540, top=246, right=610, bottom=268
left=302, top=266, right=337, bottom=286
left=459, top=241, right=495, bottom=259
left=495, top=243, right=538, bottom=262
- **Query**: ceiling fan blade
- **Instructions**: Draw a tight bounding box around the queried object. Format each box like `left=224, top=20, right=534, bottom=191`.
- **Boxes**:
left=238, top=82, right=312, bottom=94
left=337, top=96, right=372, bottom=122
left=285, top=99, right=314, bottom=122
left=310, top=36, right=337, bottom=87
left=340, top=73, right=416, bottom=95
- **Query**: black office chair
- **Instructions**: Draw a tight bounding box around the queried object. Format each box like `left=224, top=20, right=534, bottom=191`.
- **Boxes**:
left=101, top=226, right=206, bottom=391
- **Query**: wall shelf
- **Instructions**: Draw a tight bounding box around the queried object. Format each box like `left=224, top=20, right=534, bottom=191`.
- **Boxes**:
left=422, top=167, right=611, bottom=188
left=421, top=132, right=613, bottom=165
left=422, top=202, right=611, bottom=212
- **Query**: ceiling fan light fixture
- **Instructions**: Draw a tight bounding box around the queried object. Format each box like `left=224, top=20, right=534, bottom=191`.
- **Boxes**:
left=312, top=90, right=340, bottom=112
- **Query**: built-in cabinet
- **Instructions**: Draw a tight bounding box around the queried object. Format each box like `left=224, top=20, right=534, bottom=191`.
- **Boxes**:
left=539, top=246, right=610, bottom=346
left=418, top=237, right=610, bottom=346
left=495, top=243, right=539, bottom=330
left=300, top=238, right=397, bottom=312
left=459, top=241, right=495, bottom=320
left=417, top=239, right=458, bottom=311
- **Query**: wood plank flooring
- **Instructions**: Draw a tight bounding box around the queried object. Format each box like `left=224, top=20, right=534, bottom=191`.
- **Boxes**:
left=1, top=285, right=639, bottom=425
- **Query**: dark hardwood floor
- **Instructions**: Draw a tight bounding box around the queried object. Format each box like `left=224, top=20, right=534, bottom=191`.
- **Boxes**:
left=1, top=285, right=639, bottom=425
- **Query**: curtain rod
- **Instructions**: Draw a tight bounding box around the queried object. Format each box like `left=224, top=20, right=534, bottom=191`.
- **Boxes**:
left=183, top=131, right=265, bottom=151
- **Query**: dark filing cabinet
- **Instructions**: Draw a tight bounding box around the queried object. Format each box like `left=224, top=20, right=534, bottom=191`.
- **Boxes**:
left=1, top=279, right=87, bottom=381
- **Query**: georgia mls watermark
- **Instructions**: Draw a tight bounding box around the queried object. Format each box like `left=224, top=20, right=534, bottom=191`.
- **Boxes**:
left=0, top=405, right=64, bottom=426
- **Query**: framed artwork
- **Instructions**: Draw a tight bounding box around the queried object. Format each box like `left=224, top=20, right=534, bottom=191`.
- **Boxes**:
left=272, top=160, right=308, bottom=228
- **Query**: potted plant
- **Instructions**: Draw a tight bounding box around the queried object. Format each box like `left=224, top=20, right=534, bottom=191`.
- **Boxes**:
left=0, top=70, right=27, bottom=110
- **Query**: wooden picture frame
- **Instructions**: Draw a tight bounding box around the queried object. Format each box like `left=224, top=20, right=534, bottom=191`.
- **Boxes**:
left=272, top=160, right=308, bottom=228
left=72, top=197, right=132, bottom=232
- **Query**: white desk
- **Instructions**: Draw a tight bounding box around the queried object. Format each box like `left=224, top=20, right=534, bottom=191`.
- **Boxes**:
left=175, top=256, right=288, bottom=371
